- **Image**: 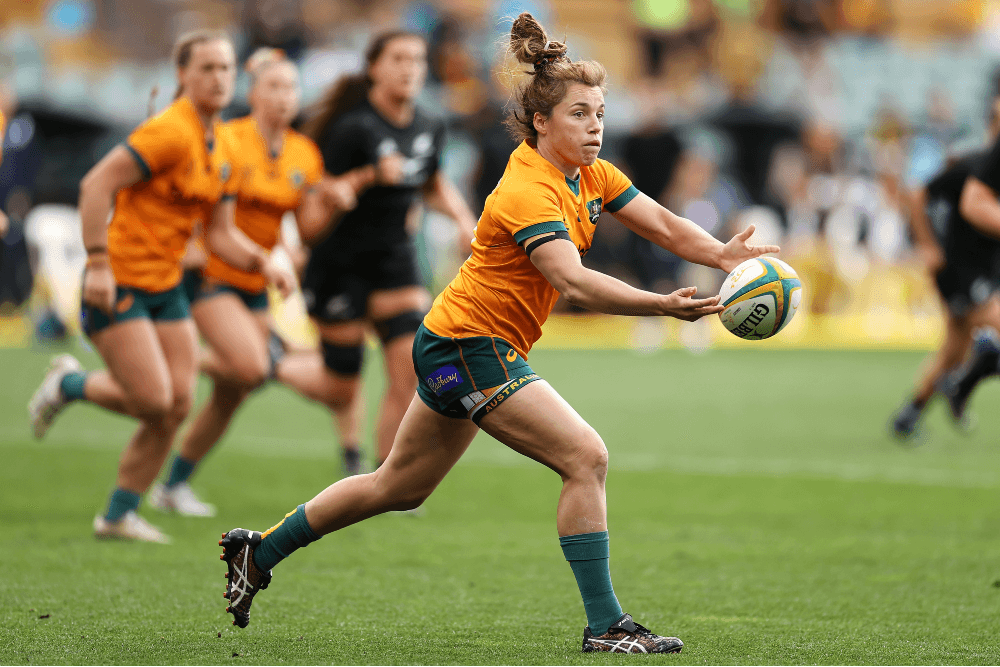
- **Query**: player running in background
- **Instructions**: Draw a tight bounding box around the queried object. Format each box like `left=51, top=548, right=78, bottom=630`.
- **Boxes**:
left=215, top=13, right=777, bottom=652
left=27, top=31, right=290, bottom=543
left=292, top=30, right=478, bottom=474
left=890, top=98, right=1000, bottom=439
left=928, top=101, right=1000, bottom=420
left=147, top=48, right=371, bottom=517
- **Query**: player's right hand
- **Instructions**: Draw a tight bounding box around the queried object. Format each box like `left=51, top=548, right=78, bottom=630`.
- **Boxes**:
left=662, top=286, right=723, bottom=322
left=376, top=152, right=405, bottom=185
left=82, top=260, right=117, bottom=315
left=319, top=175, right=358, bottom=212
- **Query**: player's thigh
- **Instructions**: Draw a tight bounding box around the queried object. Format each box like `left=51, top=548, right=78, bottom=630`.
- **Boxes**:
left=192, top=293, right=269, bottom=379
left=91, top=317, right=173, bottom=415
left=367, top=285, right=430, bottom=321
left=375, top=394, right=479, bottom=498
left=154, top=318, right=199, bottom=415
left=477, top=379, right=606, bottom=478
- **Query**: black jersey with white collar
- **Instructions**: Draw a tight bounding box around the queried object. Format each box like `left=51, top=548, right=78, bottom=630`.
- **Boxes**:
left=315, top=98, right=445, bottom=251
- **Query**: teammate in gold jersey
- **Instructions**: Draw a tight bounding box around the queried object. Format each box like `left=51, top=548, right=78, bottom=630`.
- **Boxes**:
left=147, top=48, right=372, bottom=516
left=215, top=14, right=778, bottom=651
left=28, top=31, right=291, bottom=543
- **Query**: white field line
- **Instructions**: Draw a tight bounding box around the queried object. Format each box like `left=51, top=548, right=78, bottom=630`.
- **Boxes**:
left=6, top=427, right=999, bottom=489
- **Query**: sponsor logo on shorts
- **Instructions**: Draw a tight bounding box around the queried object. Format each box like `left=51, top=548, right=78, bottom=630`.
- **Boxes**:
left=426, top=365, right=463, bottom=396
left=505, top=349, right=517, bottom=362
left=586, top=197, right=603, bottom=225
left=732, top=303, right=769, bottom=338
left=116, top=293, right=135, bottom=314
left=480, top=374, right=540, bottom=415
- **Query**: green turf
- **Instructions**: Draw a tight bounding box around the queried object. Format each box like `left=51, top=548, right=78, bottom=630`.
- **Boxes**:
left=3, top=345, right=1000, bottom=664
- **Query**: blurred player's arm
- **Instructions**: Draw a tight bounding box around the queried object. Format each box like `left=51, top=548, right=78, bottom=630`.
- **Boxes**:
left=422, top=172, right=477, bottom=249
left=78, top=145, right=146, bottom=312
left=610, top=191, right=779, bottom=273
left=907, top=186, right=944, bottom=273
left=296, top=166, right=376, bottom=246
left=525, top=232, right=722, bottom=320
left=206, top=198, right=294, bottom=297
left=960, top=177, right=1000, bottom=239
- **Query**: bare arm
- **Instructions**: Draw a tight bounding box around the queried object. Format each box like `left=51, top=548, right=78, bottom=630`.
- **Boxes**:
left=78, top=145, right=145, bottom=312
left=206, top=198, right=294, bottom=297
left=959, top=177, right=1000, bottom=239
left=296, top=166, right=376, bottom=246
left=422, top=172, right=477, bottom=248
left=526, top=234, right=722, bottom=320
left=610, top=192, right=779, bottom=273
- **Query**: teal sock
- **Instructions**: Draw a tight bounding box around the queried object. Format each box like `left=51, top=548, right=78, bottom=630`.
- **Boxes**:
left=104, top=488, right=141, bottom=523
left=166, top=455, right=197, bottom=488
left=253, top=504, right=320, bottom=571
left=560, top=531, right=623, bottom=636
left=60, top=372, right=88, bottom=401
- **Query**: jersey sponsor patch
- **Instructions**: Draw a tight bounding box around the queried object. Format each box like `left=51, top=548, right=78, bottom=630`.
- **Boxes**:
left=426, top=365, right=463, bottom=396
left=586, top=197, right=603, bottom=224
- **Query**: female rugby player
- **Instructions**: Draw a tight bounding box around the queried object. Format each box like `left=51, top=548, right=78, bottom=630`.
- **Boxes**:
left=890, top=98, right=1000, bottom=439
left=148, top=48, right=371, bottom=516
left=28, top=31, right=290, bottom=543
left=297, top=30, right=478, bottom=474
left=217, top=14, right=777, bottom=651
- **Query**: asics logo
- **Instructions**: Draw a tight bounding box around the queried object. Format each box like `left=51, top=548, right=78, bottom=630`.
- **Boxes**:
left=588, top=637, right=648, bottom=653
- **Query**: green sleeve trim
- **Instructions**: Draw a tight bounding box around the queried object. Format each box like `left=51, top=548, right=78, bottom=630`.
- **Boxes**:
left=124, top=143, right=152, bottom=181
left=605, top=184, right=640, bottom=213
left=513, top=220, right=567, bottom=244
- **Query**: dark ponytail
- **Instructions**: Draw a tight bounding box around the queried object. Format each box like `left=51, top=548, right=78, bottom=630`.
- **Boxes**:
left=302, top=29, right=424, bottom=142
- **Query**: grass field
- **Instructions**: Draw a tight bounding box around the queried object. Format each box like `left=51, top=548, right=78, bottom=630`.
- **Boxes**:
left=3, top=344, right=1000, bottom=664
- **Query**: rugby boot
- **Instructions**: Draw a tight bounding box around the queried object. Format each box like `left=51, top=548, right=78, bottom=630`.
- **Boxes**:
left=28, top=354, right=83, bottom=439
left=148, top=482, right=217, bottom=517
left=889, top=400, right=924, bottom=442
left=942, top=328, right=1000, bottom=426
left=93, top=511, right=171, bottom=544
left=582, top=613, right=683, bottom=653
left=219, top=528, right=272, bottom=628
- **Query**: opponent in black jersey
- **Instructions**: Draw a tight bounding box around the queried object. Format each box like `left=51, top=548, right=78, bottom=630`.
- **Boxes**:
left=891, top=99, right=1000, bottom=439
left=299, top=31, right=476, bottom=473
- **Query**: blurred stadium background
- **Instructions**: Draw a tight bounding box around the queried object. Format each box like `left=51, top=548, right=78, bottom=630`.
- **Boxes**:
left=8, top=1, right=1000, bottom=664
left=4, top=0, right=1000, bottom=349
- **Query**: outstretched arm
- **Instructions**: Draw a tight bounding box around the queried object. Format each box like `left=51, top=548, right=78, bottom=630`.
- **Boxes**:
left=526, top=234, right=722, bottom=320
left=611, top=192, right=779, bottom=273
left=959, top=177, right=1000, bottom=239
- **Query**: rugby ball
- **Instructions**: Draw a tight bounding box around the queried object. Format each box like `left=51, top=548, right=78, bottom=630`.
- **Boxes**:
left=719, top=258, right=802, bottom=340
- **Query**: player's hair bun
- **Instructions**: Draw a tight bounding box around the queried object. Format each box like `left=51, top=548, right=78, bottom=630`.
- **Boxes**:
left=509, top=12, right=567, bottom=75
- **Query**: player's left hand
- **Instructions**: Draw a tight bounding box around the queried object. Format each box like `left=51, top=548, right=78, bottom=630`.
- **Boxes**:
left=719, top=225, right=780, bottom=273
left=262, top=258, right=295, bottom=299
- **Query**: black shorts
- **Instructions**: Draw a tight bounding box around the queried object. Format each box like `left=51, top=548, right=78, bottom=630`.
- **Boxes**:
left=302, top=240, right=421, bottom=322
left=935, top=262, right=1000, bottom=317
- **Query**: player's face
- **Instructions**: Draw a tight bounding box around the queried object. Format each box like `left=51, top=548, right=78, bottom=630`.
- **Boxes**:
left=370, top=36, right=427, bottom=102
left=537, top=83, right=604, bottom=168
left=251, top=62, right=300, bottom=127
left=180, top=39, right=236, bottom=112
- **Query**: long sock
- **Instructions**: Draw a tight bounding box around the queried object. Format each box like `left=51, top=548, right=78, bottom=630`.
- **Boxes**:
left=253, top=504, right=320, bottom=571
left=104, top=488, right=141, bottom=523
left=60, top=372, right=88, bottom=401
left=166, top=455, right=197, bottom=488
left=560, top=531, right=623, bottom=636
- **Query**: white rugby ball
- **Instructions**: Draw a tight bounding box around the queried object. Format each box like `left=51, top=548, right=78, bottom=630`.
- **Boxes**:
left=718, top=258, right=802, bottom=340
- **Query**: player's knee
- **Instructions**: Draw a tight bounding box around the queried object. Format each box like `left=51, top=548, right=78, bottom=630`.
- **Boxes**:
left=168, top=388, right=195, bottom=426
left=568, top=430, right=608, bottom=482
left=133, top=386, right=174, bottom=422
left=228, top=357, right=268, bottom=390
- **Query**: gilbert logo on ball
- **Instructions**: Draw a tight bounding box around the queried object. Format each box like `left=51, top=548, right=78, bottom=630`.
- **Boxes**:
left=719, top=258, right=802, bottom=340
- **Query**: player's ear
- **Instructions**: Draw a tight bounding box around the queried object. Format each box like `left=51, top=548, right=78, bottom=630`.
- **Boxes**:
left=533, top=111, right=548, bottom=136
